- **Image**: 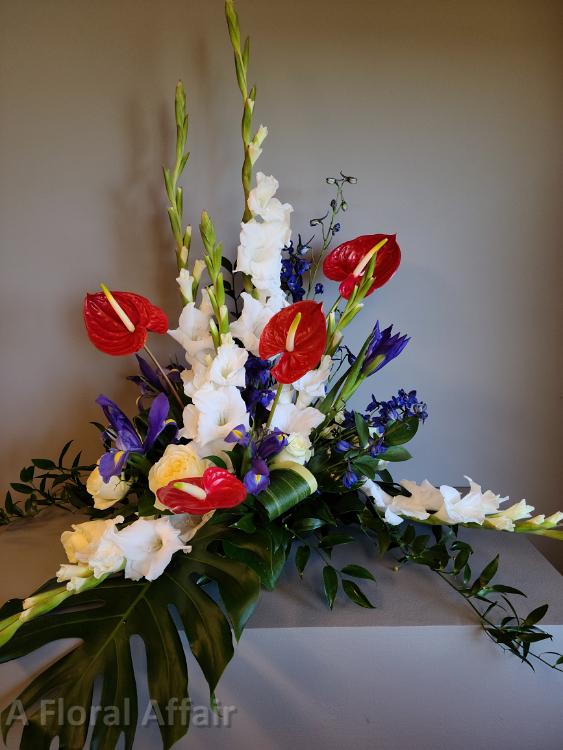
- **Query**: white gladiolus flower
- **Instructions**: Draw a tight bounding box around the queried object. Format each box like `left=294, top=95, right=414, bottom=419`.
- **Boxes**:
left=545, top=511, right=563, bottom=527
left=433, top=478, right=504, bottom=525
left=247, top=172, right=279, bottom=217
left=88, top=535, right=127, bottom=578
left=169, top=511, right=216, bottom=543
left=180, top=384, right=249, bottom=455
left=274, top=433, right=313, bottom=465
left=112, top=518, right=190, bottom=582
left=181, top=358, right=212, bottom=398
left=486, top=499, right=534, bottom=531
left=86, top=466, right=132, bottom=511
left=527, top=515, right=546, bottom=526
left=208, top=333, right=248, bottom=388
left=399, top=479, right=444, bottom=512
left=248, top=125, right=268, bottom=165
left=294, top=355, right=333, bottom=408
left=230, top=292, right=281, bottom=355
left=56, top=563, right=93, bottom=592
left=176, top=268, right=195, bottom=301
left=168, top=293, right=214, bottom=364
left=237, top=219, right=289, bottom=280
left=268, top=402, right=324, bottom=437
left=361, top=480, right=430, bottom=526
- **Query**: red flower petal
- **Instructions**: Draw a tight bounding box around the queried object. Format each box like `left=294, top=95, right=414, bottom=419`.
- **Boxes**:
left=83, top=291, right=168, bottom=356
left=323, top=234, right=401, bottom=299
left=156, top=467, right=247, bottom=515
left=259, top=300, right=327, bottom=384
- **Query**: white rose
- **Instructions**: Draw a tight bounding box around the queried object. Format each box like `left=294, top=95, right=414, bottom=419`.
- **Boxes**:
left=148, top=443, right=208, bottom=495
left=273, top=433, right=313, bottom=466
left=86, top=466, right=132, bottom=511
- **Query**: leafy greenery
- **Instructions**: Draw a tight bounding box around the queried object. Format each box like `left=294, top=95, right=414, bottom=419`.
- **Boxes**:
left=1, top=441, right=95, bottom=525
left=0, top=521, right=263, bottom=750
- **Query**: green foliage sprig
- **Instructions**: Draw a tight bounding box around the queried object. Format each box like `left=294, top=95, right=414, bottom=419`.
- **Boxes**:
left=1, top=441, right=95, bottom=525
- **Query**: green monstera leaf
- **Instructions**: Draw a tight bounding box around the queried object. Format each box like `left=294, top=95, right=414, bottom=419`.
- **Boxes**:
left=0, top=521, right=262, bottom=750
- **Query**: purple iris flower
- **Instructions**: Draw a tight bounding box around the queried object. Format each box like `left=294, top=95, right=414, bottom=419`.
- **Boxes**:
left=256, top=429, right=288, bottom=459
left=362, top=321, right=410, bottom=376
left=244, top=458, right=270, bottom=494
left=225, top=424, right=251, bottom=447
left=97, top=392, right=175, bottom=482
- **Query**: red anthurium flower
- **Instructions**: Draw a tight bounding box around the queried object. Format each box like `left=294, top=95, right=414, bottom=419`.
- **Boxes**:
left=323, top=233, right=401, bottom=299
left=259, top=300, right=327, bottom=384
left=157, top=467, right=247, bottom=515
left=84, top=285, right=168, bottom=356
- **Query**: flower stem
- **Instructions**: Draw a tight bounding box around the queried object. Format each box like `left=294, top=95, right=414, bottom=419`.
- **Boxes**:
left=143, top=345, right=184, bottom=410
left=265, top=382, right=284, bottom=430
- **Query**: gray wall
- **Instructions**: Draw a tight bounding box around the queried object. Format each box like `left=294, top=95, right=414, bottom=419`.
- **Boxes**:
left=1, top=0, right=561, bottom=569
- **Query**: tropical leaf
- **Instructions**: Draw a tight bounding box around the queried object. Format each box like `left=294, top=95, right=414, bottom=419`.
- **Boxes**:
left=256, top=461, right=317, bottom=520
left=0, top=522, right=262, bottom=750
left=223, top=525, right=291, bottom=590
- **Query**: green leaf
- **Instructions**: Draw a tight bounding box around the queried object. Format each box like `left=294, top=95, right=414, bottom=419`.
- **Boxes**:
left=292, top=517, right=325, bottom=533
left=256, top=461, right=317, bottom=520
left=351, top=455, right=380, bottom=480
left=379, top=446, right=412, bottom=462
left=223, top=527, right=289, bottom=591
left=340, top=564, right=375, bottom=581
left=204, top=455, right=228, bottom=470
left=31, top=458, right=56, bottom=470
left=522, top=604, right=548, bottom=627
left=231, top=514, right=256, bottom=533
left=323, top=565, right=338, bottom=609
left=0, top=523, right=261, bottom=750
left=319, top=533, right=355, bottom=551
left=354, top=412, right=370, bottom=449
left=384, top=417, right=419, bottom=446
left=19, top=466, right=34, bottom=483
left=9, top=483, right=34, bottom=495
left=342, top=580, right=375, bottom=608
left=58, top=440, right=73, bottom=467
left=295, top=545, right=311, bottom=577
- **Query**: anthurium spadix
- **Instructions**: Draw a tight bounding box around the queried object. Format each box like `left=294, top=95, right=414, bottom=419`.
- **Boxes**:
left=323, top=233, right=401, bottom=299
left=259, top=300, right=327, bottom=383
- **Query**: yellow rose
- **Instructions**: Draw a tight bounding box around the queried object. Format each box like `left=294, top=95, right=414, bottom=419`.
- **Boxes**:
left=148, top=444, right=208, bottom=495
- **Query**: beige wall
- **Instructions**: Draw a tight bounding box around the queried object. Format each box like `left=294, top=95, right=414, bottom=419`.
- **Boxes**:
left=1, top=0, right=561, bottom=568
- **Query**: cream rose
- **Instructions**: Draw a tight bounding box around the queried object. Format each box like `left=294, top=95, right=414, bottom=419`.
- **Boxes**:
left=86, top=466, right=132, bottom=511
left=61, top=516, right=124, bottom=566
left=148, top=443, right=209, bottom=495
left=273, top=433, right=313, bottom=466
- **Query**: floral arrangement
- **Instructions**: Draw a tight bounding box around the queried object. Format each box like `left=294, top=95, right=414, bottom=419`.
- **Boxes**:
left=1, top=2, right=562, bottom=748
